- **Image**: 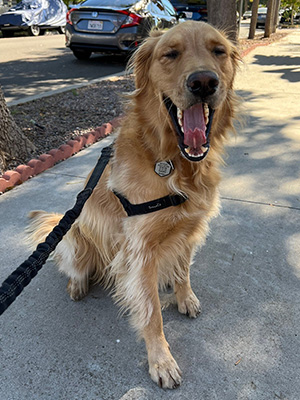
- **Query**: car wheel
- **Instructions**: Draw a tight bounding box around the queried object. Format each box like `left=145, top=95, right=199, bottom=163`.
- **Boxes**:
left=29, top=25, right=40, bottom=36
left=58, top=26, right=66, bottom=34
left=72, top=50, right=92, bottom=60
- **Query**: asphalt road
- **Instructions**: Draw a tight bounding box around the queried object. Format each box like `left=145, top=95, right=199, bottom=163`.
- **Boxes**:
left=0, top=21, right=262, bottom=106
left=0, top=33, right=127, bottom=105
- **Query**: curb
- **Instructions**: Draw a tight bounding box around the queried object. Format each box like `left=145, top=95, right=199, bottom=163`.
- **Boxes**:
left=0, top=117, right=122, bottom=194
left=240, top=42, right=270, bottom=57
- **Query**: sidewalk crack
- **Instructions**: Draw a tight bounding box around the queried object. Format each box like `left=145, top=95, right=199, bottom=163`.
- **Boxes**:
left=221, top=196, right=300, bottom=211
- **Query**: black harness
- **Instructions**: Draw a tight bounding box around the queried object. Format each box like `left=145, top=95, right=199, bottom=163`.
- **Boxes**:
left=114, top=190, right=186, bottom=217
left=111, top=146, right=186, bottom=216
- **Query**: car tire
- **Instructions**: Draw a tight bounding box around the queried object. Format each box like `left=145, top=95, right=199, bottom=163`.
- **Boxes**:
left=29, top=25, right=40, bottom=36
left=58, top=26, right=66, bottom=34
left=72, top=50, right=92, bottom=60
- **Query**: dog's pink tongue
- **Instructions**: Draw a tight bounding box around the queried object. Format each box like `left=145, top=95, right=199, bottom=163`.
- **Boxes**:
left=183, top=104, right=206, bottom=150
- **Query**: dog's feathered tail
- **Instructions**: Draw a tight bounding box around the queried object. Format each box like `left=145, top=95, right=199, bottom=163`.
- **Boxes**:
left=27, top=210, right=63, bottom=246
left=27, top=210, right=88, bottom=293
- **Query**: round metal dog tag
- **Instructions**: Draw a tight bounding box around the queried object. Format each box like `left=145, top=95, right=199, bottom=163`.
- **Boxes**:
left=154, top=161, right=174, bottom=177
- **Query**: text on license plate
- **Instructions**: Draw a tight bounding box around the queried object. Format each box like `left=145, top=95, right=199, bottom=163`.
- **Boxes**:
left=88, top=20, right=103, bottom=30
left=185, top=12, right=193, bottom=18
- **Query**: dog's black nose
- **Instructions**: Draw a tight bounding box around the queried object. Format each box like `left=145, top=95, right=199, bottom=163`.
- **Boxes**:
left=187, top=71, right=219, bottom=98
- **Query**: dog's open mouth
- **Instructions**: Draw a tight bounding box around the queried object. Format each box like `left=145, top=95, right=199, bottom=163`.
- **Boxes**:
left=164, top=97, right=214, bottom=162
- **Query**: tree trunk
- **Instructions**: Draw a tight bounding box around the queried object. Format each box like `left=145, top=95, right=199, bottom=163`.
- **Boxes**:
left=248, top=0, right=260, bottom=39
left=0, top=86, right=35, bottom=174
left=272, top=0, right=281, bottom=33
left=207, top=0, right=237, bottom=42
left=264, top=0, right=275, bottom=37
left=291, top=5, right=294, bottom=25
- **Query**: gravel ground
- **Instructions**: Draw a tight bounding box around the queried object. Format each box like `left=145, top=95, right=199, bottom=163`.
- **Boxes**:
left=238, top=30, right=288, bottom=52
left=6, top=75, right=135, bottom=171
left=3, top=30, right=289, bottom=174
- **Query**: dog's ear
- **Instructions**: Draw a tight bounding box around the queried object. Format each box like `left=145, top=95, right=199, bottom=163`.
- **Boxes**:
left=230, top=44, right=241, bottom=69
left=129, top=30, right=164, bottom=91
left=228, top=41, right=241, bottom=88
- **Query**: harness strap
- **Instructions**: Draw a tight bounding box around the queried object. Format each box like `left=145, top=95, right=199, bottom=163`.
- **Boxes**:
left=0, top=143, right=113, bottom=316
left=113, top=191, right=187, bottom=216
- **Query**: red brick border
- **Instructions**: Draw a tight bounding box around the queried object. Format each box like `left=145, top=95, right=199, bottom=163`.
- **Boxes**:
left=240, top=42, right=270, bottom=58
left=0, top=117, right=122, bottom=194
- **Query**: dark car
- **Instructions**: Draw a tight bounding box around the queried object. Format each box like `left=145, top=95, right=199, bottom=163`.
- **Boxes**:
left=0, top=0, right=67, bottom=37
left=65, top=0, right=178, bottom=60
left=256, top=7, right=267, bottom=28
left=170, top=0, right=207, bottom=21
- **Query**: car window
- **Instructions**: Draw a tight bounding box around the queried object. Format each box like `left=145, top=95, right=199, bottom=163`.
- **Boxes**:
left=12, top=2, right=31, bottom=10
left=151, top=0, right=169, bottom=16
left=132, top=0, right=159, bottom=15
left=161, top=0, right=176, bottom=16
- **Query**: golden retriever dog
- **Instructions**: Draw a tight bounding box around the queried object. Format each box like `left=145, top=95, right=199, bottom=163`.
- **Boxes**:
left=28, top=21, right=239, bottom=389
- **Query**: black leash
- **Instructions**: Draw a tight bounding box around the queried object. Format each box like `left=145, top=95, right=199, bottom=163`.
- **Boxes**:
left=0, top=141, right=187, bottom=316
left=0, top=144, right=113, bottom=316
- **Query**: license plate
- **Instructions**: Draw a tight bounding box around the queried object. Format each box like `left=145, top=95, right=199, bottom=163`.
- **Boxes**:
left=185, top=12, right=193, bottom=19
left=88, top=20, right=103, bottom=30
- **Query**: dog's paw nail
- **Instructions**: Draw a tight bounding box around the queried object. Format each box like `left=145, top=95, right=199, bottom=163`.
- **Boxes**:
left=149, top=355, right=182, bottom=389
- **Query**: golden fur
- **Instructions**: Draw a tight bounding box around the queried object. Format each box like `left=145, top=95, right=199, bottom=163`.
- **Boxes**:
left=28, top=21, right=239, bottom=389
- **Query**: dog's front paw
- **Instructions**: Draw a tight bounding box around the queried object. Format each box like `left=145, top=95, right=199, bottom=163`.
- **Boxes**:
left=67, top=277, right=89, bottom=301
left=149, top=353, right=182, bottom=389
left=177, top=291, right=201, bottom=318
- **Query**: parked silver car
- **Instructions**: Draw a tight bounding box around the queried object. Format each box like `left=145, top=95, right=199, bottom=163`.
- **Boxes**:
left=65, top=0, right=178, bottom=60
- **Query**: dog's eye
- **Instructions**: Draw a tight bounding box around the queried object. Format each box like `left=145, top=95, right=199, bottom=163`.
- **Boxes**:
left=164, top=50, right=179, bottom=60
left=213, top=46, right=226, bottom=56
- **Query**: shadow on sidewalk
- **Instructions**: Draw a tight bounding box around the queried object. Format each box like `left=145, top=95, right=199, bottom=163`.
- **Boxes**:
left=252, top=54, right=300, bottom=83
left=1, top=52, right=127, bottom=103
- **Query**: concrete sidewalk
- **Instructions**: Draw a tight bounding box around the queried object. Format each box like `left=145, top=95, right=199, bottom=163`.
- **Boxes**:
left=1, top=30, right=300, bottom=400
